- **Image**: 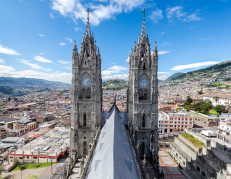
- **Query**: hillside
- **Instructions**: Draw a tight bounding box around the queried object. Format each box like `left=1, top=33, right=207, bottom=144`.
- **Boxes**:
left=165, top=60, right=231, bottom=81
left=102, top=79, right=127, bottom=90
left=0, top=77, right=70, bottom=87
left=166, top=72, right=184, bottom=81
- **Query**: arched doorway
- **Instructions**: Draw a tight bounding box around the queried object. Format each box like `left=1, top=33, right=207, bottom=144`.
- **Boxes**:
left=141, top=142, right=145, bottom=157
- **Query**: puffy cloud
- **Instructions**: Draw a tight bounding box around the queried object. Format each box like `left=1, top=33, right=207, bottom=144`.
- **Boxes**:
left=171, top=61, right=220, bottom=71
left=102, top=74, right=128, bottom=81
left=66, top=37, right=72, bottom=43
left=0, top=59, right=5, bottom=63
left=158, top=50, right=171, bottom=55
left=0, top=65, right=15, bottom=72
left=102, top=65, right=128, bottom=80
left=34, top=56, right=53, bottom=63
left=59, top=43, right=66, bottom=46
left=0, top=44, right=20, bottom=55
left=74, top=27, right=82, bottom=31
left=38, top=34, right=44, bottom=37
left=50, top=0, right=145, bottom=26
left=126, top=56, right=129, bottom=62
left=158, top=72, right=171, bottom=80
left=149, top=8, right=163, bottom=23
left=58, top=60, right=71, bottom=64
left=166, top=6, right=201, bottom=22
left=159, top=32, right=165, bottom=35
left=18, top=59, right=52, bottom=71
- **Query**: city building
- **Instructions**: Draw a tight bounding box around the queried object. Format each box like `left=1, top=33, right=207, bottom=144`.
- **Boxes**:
left=159, top=112, right=194, bottom=133
left=8, top=127, right=69, bottom=164
left=203, top=94, right=231, bottom=106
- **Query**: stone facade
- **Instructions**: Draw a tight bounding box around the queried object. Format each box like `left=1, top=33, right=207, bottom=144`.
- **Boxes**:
left=70, top=14, right=102, bottom=161
left=127, top=12, right=159, bottom=173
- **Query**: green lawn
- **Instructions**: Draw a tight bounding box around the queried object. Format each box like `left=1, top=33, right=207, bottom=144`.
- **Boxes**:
left=25, top=175, right=38, bottom=179
left=209, top=109, right=219, bottom=115
left=180, top=133, right=205, bottom=148
left=12, top=162, right=56, bottom=171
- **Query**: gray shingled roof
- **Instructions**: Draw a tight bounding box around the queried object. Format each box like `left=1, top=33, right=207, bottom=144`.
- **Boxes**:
left=85, top=106, right=139, bottom=179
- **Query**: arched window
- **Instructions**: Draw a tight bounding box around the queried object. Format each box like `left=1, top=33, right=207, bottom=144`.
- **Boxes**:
left=82, top=88, right=86, bottom=99
left=143, top=63, right=146, bottom=69
left=144, top=89, right=148, bottom=99
left=139, top=89, right=143, bottom=100
left=83, top=113, right=87, bottom=126
left=142, top=114, right=145, bottom=128
left=85, top=61, right=86, bottom=65
left=141, top=142, right=145, bottom=157
left=83, top=141, right=87, bottom=155
left=86, top=88, right=91, bottom=99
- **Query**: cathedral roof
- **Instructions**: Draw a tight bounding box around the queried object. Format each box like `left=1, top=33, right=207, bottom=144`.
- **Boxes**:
left=85, top=106, right=140, bottom=179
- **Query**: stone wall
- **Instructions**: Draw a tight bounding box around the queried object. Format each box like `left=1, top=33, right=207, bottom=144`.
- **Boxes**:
left=178, top=134, right=200, bottom=153
left=174, top=137, right=197, bottom=160
left=185, top=129, right=210, bottom=147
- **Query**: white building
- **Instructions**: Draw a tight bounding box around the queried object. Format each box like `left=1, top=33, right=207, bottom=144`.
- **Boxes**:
left=203, top=94, right=231, bottom=106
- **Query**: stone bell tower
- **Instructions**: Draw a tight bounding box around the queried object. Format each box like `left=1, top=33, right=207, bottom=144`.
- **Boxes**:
left=70, top=8, right=102, bottom=161
left=127, top=9, right=159, bottom=174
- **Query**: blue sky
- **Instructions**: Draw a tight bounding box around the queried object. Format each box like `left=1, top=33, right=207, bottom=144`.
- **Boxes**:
left=0, top=0, right=230, bottom=83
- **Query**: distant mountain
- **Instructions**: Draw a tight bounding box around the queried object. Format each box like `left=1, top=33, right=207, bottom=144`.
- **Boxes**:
left=165, top=60, right=231, bottom=81
left=0, top=77, right=70, bottom=87
left=166, top=72, right=185, bottom=81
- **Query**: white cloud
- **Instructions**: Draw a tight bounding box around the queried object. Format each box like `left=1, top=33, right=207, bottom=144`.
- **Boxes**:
left=40, top=53, right=44, bottom=55
left=102, top=65, right=127, bottom=75
left=58, top=60, right=71, bottom=64
left=183, top=13, right=201, bottom=22
left=63, top=66, right=72, bottom=70
left=66, top=37, right=72, bottom=43
left=74, top=27, right=82, bottom=31
left=59, top=43, right=66, bottom=46
left=159, top=32, right=165, bottom=35
left=158, top=50, right=171, bottom=55
left=38, top=34, right=44, bottom=37
left=161, top=42, right=170, bottom=46
left=0, top=65, right=15, bottom=72
left=171, top=61, right=220, bottom=71
left=0, top=44, right=20, bottom=55
left=200, top=39, right=204, bottom=41
left=19, top=59, right=44, bottom=70
left=189, top=26, right=194, bottom=29
left=50, top=0, right=145, bottom=26
left=158, top=72, right=171, bottom=80
left=18, top=59, right=52, bottom=71
left=166, top=6, right=201, bottom=22
left=34, top=56, right=53, bottom=63
left=126, top=56, right=129, bottom=62
left=0, top=59, right=5, bottom=64
left=102, top=74, right=128, bottom=81
left=50, top=13, right=55, bottom=18
left=149, top=8, right=163, bottom=23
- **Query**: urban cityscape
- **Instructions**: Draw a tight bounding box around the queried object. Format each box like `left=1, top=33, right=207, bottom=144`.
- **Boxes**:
left=0, top=0, right=231, bottom=179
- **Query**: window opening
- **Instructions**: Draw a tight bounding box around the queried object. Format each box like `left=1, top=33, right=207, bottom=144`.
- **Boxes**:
left=83, top=113, right=87, bottom=126
left=142, top=114, right=145, bottom=128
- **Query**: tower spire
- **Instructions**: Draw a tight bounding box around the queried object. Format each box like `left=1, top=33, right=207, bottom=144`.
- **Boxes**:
left=140, top=9, right=147, bottom=42
left=85, top=8, right=91, bottom=37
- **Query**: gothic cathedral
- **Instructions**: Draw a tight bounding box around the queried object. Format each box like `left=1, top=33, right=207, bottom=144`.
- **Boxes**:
left=69, top=8, right=160, bottom=178
left=70, top=10, right=102, bottom=161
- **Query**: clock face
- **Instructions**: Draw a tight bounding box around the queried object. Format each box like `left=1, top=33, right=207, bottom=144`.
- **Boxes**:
left=82, top=78, right=91, bottom=87
left=139, top=79, right=148, bottom=88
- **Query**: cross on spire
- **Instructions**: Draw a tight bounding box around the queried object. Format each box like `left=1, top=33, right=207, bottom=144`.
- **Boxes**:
left=86, top=8, right=91, bottom=22
left=142, top=9, right=147, bottom=21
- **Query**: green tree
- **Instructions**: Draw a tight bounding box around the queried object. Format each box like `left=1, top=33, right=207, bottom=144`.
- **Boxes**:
left=0, top=165, right=3, bottom=177
left=184, top=96, right=193, bottom=106
left=213, top=96, right=220, bottom=105
left=13, top=158, right=20, bottom=167
left=198, top=90, right=203, bottom=95
left=214, top=105, right=227, bottom=114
